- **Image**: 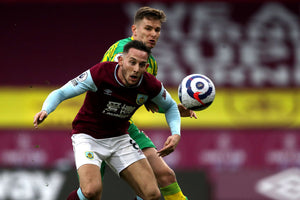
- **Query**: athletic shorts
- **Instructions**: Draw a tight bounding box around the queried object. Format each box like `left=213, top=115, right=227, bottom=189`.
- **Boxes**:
left=128, top=122, right=156, bottom=150
left=99, top=122, right=156, bottom=177
left=72, top=133, right=145, bottom=175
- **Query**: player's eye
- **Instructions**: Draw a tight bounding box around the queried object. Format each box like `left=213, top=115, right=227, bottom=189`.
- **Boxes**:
left=130, top=61, right=136, bottom=65
left=155, top=28, right=161, bottom=32
left=139, top=63, right=147, bottom=68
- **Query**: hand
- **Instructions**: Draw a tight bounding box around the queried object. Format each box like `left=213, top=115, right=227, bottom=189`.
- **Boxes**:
left=178, top=103, right=197, bottom=119
left=157, top=134, right=181, bottom=157
left=144, top=101, right=159, bottom=113
left=33, top=110, right=48, bottom=128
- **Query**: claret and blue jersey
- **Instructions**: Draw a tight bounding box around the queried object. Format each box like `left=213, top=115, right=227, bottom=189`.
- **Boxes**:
left=71, top=62, right=162, bottom=139
left=41, top=62, right=180, bottom=140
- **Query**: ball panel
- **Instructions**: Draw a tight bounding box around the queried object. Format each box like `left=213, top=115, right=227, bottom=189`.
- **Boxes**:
left=178, top=83, right=182, bottom=103
left=178, top=74, right=215, bottom=111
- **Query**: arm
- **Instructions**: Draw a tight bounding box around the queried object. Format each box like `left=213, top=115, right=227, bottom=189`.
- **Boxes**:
left=145, top=101, right=198, bottom=119
left=151, top=85, right=181, bottom=157
left=178, top=103, right=198, bottom=119
left=33, top=70, right=97, bottom=128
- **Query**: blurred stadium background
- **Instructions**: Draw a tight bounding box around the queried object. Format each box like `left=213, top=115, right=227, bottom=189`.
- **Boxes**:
left=1, top=0, right=300, bottom=199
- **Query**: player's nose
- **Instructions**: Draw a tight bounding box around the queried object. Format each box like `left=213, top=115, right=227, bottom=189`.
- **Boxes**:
left=150, top=29, right=157, bottom=37
left=132, top=63, right=139, bottom=72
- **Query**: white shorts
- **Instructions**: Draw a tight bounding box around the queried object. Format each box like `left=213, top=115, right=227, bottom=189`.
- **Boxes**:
left=71, top=133, right=145, bottom=175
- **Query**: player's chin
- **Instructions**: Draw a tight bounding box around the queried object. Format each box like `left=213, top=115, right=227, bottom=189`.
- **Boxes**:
left=147, top=42, right=156, bottom=48
left=148, top=43, right=156, bottom=49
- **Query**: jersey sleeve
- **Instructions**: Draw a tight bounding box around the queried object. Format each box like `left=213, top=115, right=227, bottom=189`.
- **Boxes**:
left=102, top=42, right=122, bottom=62
left=151, top=84, right=181, bottom=135
left=41, top=69, right=97, bottom=114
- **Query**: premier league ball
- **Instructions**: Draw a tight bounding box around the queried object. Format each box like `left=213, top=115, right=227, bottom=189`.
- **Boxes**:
left=178, top=74, right=215, bottom=111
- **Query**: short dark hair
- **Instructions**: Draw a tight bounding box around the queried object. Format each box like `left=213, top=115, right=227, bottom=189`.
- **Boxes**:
left=123, top=40, right=151, bottom=57
left=134, top=6, right=166, bottom=24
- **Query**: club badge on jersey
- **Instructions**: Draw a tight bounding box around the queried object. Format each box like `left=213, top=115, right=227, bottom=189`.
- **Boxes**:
left=136, top=94, right=148, bottom=105
left=85, top=151, right=94, bottom=160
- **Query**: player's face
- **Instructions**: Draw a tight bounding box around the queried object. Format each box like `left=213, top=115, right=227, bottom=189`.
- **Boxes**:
left=132, top=17, right=162, bottom=49
left=118, top=48, right=149, bottom=87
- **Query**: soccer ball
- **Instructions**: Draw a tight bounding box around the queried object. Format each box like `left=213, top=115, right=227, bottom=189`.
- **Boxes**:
left=178, top=74, right=215, bottom=111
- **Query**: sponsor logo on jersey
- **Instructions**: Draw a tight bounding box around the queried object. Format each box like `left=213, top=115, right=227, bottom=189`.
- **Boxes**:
left=85, top=151, right=94, bottom=159
left=103, top=101, right=136, bottom=118
left=136, top=94, right=148, bottom=105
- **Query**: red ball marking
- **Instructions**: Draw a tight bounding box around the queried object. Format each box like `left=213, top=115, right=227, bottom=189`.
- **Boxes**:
left=193, top=92, right=205, bottom=105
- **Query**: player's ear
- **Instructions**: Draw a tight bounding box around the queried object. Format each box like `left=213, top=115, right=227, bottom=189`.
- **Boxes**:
left=131, top=24, right=137, bottom=36
left=118, top=54, right=123, bottom=65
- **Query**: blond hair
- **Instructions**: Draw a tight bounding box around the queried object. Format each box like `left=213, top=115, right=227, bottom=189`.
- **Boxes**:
left=134, top=6, right=166, bottom=24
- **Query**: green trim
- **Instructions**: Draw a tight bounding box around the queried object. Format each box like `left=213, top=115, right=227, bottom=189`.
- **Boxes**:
left=160, top=182, right=181, bottom=196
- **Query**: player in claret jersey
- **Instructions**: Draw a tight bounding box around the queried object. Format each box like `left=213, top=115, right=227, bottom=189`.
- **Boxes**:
left=102, top=6, right=196, bottom=200
left=33, top=40, right=181, bottom=200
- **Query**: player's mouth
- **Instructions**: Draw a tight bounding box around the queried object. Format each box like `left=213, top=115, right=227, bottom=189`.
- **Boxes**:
left=149, top=40, right=156, bottom=46
left=130, top=75, right=138, bottom=82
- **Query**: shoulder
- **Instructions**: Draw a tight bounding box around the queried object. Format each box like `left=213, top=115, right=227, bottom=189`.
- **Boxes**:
left=90, top=62, right=117, bottom=83
left=143, top=72, right=161, bottom=90
left=109, top=37, right=132, bottom=52
left=91, top=61, right=116, bottom=72
left=102, top=37, right=132, bottom=62
left=117, top=37, right=132, bottom=46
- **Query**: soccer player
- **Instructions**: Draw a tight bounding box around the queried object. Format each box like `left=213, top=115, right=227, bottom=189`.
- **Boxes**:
left=33, top=40, right=181, bottom=200
left=102, top=6, right=195, bottom=200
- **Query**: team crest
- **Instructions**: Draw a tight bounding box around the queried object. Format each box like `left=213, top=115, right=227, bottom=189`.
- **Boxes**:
left=85, top=151, right=94, bottom=160
left=136, top=94, right=148, bottom=105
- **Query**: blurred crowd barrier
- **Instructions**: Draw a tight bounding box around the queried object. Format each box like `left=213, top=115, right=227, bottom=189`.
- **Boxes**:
left=1, top=1, right=300, bottom=200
